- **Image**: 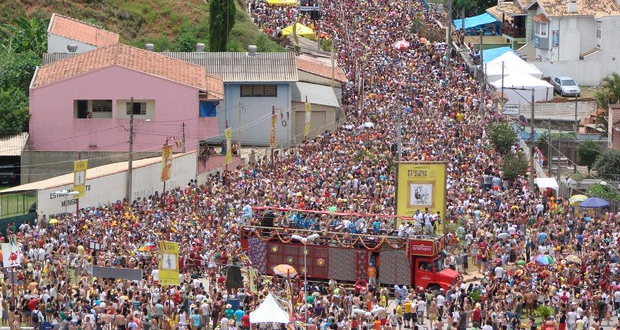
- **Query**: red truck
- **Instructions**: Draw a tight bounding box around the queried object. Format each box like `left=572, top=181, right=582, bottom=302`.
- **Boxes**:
left=241, top=225, right=461, bottom=291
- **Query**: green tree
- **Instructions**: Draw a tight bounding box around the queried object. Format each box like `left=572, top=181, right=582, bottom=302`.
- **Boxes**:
left=208, top=0, right=236, bottom=52
left=0, top=51, right=41, bottom=93
left=594, top=73, right=620, bottom=137
left=175, top=29, right=198, bottom=52
left=487, top=121, right=517, bottom=154
left=0, top=16, right=48, bottom=56
left=0, top=87, right=30, bottom=135
left=586, top=184, right=620, bottom=201
left=576, top=140, right=603, bottom=174
left=593, top=149, right=620, bottom=181
left=502, top=151, right=528, bottom=181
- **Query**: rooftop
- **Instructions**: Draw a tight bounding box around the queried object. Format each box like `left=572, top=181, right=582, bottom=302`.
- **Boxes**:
left=32, top=43, right=224, bottom=99
left=296, top=55, right=347, bottom=83
left=0, top=133, right=29, bottom=157
left=528, top=0, right=620, bottom=18
left=48, top=13, right=120, bottom=48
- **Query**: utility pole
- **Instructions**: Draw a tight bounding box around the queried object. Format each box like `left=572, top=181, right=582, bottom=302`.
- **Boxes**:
left=479, top=31, right=485, bottom=116
left=446, top=0, right=452, bottom=50
left=238, top=101, right=243, bottom=153
left=127, top=97, right=134, bottom=204
left=529, top=88, right=535, bottom=194
left=397, top=104, right=402, bottom=162
left=182, top=122, right=186, bottom=153
left=557, top=136, right=561, bottom=183
left=547, top=120, right=552, bottom=176
left=574, top=96, right=578, bottom=173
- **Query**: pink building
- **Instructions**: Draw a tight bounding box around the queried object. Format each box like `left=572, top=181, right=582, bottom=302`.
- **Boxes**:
left=29, top=43, right=224, bottom=153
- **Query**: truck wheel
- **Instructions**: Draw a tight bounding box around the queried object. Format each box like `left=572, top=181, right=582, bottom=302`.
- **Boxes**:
left=428, top=284, right=441, bottom=293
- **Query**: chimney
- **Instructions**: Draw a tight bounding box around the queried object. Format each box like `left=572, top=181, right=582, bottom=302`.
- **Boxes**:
left=196, top=43, right=206, bottom=52
left=567, top=0, right=577, bottom=13
left=67, top=44, right=78, bottom=52
left=144, top=43, right=154, bottom=51
left=247, top=45, right=257, bottom=57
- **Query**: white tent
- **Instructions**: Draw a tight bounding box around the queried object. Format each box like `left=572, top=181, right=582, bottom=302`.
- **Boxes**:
left=490, top=72, right=553, bottom=104
left=534, top=177, right=559, bottom=191
left=485, top=52, right=543, bottom=81
left=249, top=293, right=290, bottom=324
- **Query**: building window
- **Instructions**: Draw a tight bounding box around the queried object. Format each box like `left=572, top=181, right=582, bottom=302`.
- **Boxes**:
left=92, top=100, right=112, bottom=113
left=240, top=84, right=277, bottom=97
left=596, top=24, right=602, bottom=49
left=536, top=22, right=548, bottom=37
left=126, top=102, right=147, bottom=115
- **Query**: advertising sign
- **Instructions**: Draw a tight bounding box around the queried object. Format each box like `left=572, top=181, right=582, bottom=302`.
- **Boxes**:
left=73, top=160, right=88, bottom=197
left=159, top=241, right=179, bottom=286
left=161, top=145, right=173, bottom=182
left=397, top=162, right=447, bottom=228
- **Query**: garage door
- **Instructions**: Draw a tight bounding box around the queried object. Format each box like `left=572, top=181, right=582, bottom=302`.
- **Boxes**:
left=295, top=111, right=326, bottom=143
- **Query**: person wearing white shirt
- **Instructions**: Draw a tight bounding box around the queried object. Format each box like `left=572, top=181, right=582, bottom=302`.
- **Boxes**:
left=495, top=266, right=504, bottom=280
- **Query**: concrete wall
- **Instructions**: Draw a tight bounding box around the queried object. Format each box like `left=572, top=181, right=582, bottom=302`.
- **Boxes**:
left=47, top=34, right=96, bottom=54
left=292, top=102, right=337, bottom=143
left=38, top=152, right=197, bottom=218
left=29, top=65, right=218, bottom=152
left=20, top=150, right=160, bottom=184
left=218, top=83, right=292, bottom=147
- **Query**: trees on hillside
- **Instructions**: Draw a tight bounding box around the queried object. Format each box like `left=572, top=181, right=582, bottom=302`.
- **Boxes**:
left=209, top=0, right=236, bottom=51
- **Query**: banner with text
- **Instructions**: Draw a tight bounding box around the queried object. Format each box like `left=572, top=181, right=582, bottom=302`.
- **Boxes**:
left=304, top=102, right=312, bottom=136
left=158, top=241, right=179, bottom=286
left=396, top=162, right=447, bottom=228
left=270, top=114, right=277, bottom=148
left=225, top=128, right=232, bottom=164
left=73, top=160, right=88, bottom=197
left=161, top=145, right=173, bottom=182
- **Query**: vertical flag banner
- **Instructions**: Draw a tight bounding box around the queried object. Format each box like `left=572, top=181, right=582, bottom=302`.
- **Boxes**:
left=159, top=241, right=180, bottom=286
left=73, top=160, right=88, bottom=197
left=161, top=145, right=173, bottom=182
left=225, top=128, right=233, bottom=164
left=2, top=236, right=21, bottom=267
left=270, top=114, right=277, bottom=148
left=249, top=268, right=258, bottom=294
left=304, top=102, right=312, bottom=136
left=396, top=162, right=447, bottom=230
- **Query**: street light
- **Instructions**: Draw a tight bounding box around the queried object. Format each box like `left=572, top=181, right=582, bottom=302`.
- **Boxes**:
left=89, top=241, right=101, bottom=266
left=291, top=234, right=320, bottom=321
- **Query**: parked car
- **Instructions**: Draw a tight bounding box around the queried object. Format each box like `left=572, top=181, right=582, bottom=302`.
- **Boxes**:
left=552, top=76, right=581, bottom=97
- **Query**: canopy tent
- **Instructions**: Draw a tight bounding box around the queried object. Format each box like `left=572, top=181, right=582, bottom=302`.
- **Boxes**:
left=249, top=293, right=290, bottom=324
left=266, top=0, right=297, bottom=5
left=483, top=47, right=515, bottom=63
left=578, top=197, right=610, bottom=208
left=281, top=23, right=314, bottom=36
left=453, top=13, right=500, bottom=35
left=534, top=177, right=559, bottom=191
left=490, top=72, right=553, bottom=104
left=485, top=52, right=543, bottom=81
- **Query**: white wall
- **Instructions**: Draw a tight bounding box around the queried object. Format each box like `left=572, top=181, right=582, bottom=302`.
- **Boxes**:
left=37, top=153, right=197, bottom=218
left=47, top=34, right=96, bottom=54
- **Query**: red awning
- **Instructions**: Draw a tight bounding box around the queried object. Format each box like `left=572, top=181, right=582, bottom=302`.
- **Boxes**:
left=531, top=13, right=550, bottom=23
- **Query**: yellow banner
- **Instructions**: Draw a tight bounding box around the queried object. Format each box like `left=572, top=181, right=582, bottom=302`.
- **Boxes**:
left=396, top=162, right=447, bottom=230
left=225, top=128, right=232, bottom=164
left=159, top=241, right=179, bottom=286
left=270, top=114, right=277, bottom=148
left=304, top=102, right=312, bottom=136
left=161, top=145, right=173, bottom=182
left=73, top=160, right=88, bottom=198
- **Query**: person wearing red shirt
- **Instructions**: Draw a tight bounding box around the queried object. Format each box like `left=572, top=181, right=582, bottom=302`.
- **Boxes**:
left=241, top=313, right=250, bottom=330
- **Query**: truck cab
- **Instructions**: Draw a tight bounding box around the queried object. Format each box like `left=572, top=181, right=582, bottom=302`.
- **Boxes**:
left=409, top=238, right=461, bottom=291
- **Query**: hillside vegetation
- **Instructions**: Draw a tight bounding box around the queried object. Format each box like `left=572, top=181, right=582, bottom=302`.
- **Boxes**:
left=0, top=0, right=283, bottom=52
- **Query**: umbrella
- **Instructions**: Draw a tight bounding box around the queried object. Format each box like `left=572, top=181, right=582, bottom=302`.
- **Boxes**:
left=138, top=243, right=156, bottom=252
left=535, top=254, right=554, bottom=265
left=393, top=40, right=410, bottom=50
left=578, top=197, right=609, bottom=208
left=273, top=264, right=298, bottom=277
left=327, top=206, right=337, bottom=212
left=48, top=218, right=59, bottom=225
left=569, top=194, right=588, bottom=203
left=281, top=23, right=315, bottom=36
left=566, top=254, right=581, bottom=264
left=497, top=233, right=510, bottom=239
left=516, top=260, right=525, bottom=266
left=363, top=121, right=375, bottom=128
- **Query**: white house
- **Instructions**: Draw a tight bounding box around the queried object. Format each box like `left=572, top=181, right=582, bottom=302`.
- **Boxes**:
left=47, top=13, right=120, bottom=54
left=487, top=0, right=620, bottom=85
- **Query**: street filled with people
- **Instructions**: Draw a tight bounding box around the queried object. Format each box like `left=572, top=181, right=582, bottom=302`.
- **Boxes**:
left=3, top=1, right=620, bottom=330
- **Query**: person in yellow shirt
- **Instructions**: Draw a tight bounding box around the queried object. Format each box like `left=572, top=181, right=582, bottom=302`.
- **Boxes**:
left=395, top=303, right=404, bottom=329
left=404, top=299, right=412, bottom=328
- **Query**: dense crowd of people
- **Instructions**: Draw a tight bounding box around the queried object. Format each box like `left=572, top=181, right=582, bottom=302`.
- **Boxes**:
left=3, top=1, right=620, bottom=330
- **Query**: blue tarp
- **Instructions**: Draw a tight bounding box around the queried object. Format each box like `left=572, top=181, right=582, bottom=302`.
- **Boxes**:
left=483, top=47, right=515, bottom=63
left=199, top=101, right=218, bottom=117
left=453, top=13, right=498, bottom=30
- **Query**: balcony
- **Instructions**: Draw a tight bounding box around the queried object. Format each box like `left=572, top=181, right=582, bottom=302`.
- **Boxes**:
left=503, top=25, right=526, bottom=38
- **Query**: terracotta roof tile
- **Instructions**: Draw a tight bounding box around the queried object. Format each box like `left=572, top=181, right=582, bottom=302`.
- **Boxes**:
left=296, top=55, right=347, bottom=83
left=532, top=13, right=550, bottom=23
left=32, top=44, right=223, bottom=98
left=487, top=3, right=527, bottom=20
left=48, top=13, right=120, bottom=47
left=533, top=0, right=620, bottom=18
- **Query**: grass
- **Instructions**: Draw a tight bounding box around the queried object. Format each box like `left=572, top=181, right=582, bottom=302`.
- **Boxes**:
left=1, top=0, right=284, bottom=52
left=0, top=192, right=36, bottom=218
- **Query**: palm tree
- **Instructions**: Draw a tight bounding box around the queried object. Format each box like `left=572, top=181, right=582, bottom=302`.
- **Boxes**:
left=0, top=16, right=48, bottom=56
left=593, top=72, right=620, bottom=138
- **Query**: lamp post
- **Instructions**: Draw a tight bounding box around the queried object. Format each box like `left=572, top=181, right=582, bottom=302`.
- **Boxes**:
left=291, top=234, right=320, bottom=322
left=89, top=241, right=101, bottom=266
left=54, top=189, right=79, bottom=294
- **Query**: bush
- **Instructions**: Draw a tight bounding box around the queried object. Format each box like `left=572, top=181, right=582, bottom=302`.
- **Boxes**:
left=593, top=149, right=620, bottom=181
left=576, top=140, right=603, bottom=174
left=487, top=121, right=517, bottom=154
left=502, top=151, right=528, bottom=181
left=536, top=305, right=553, bottom=320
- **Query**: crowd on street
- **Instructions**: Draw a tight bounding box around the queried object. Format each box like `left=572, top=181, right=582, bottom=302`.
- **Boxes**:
left=3, top=1, right=620, bottom=330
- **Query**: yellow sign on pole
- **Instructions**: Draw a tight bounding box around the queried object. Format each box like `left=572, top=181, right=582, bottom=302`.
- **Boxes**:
left=396, top=162, right=447, bottom=230
left=73, top=160, right=88, bottom=197
left=225, top=128, right=233, bottom=164
left=161, top=145, right=173, bottom=182
left=158, top=241, right=180, bottom=286
left=270, top=114, right=277, bottom=148
left=304, top=102, right=312, bottom=136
